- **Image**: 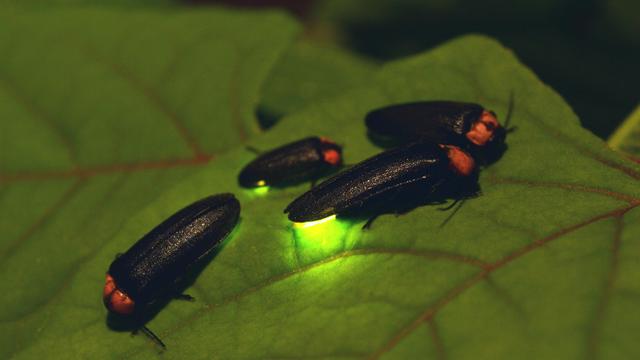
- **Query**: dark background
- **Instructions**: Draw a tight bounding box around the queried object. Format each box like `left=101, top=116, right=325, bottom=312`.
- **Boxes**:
left=188, top=0, right=639, bottom=139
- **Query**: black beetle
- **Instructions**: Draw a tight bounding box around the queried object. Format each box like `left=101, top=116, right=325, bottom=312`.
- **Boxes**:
left=238, top=136, right=343, bottom=188
left=284, top=142, right=479, bottom=226
left=104, top=193, right=240, bottom=347
left=365, top=101, right=510, bottom=164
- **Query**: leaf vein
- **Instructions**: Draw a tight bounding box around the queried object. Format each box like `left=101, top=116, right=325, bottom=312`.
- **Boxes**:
left=0, top=73, right=78, bottom=168
left=586, top=214, right=625, bottom=359
left=122, top=247, right=486, bottom=357
left=486, top=174, right=640, bottom=204
left=81, top=49, right=207, bottom=159
left=427, top=318, right=447, bottom=360
left=0, top=179, right=85, bottom=260
left=369, top=204, right=637, bottom=358
left=0, top=156, right=212, bottom=183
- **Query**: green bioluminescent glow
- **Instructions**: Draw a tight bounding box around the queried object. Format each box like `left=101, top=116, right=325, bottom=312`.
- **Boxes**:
left=291, top=215, right=356, bottom=263
left=251, top=185, right=270, bottom=196
left=292, top=214, right=337, bottom=229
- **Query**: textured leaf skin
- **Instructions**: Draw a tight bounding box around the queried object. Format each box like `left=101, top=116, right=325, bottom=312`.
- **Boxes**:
left=2, top=19, right=640, bottom=360
left=0, top=8, right=298, bottom=174
left=260, top=42, right=376, bottom=118
left=0, top=7, right=299, bottom=358
left=0, top=0, right=174, bottom=7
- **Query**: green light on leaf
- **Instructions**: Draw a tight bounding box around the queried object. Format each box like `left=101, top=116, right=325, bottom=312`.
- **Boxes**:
left=292, top=214, right=337, bottom=229
left=291, top=215, right=356, bottom=263
left=252, top=185, right=270, bottom=196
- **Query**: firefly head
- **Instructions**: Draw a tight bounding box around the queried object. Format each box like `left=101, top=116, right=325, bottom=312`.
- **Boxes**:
left=319, top=137, right=343, bottom=167
left=466, top=110, right=503, bottom=147
left=103, top=274, right=135, bottom=316
left=467, top=110, right=508, bottom=165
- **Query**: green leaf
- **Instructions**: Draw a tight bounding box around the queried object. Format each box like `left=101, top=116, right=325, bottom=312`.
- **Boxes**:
left=0, top=7, right=298, bottom=174
left=609, top=104, right=640, bottom=158
left=260, top=41, right=376, bottom=119
left=4, top=31, right=640, bottom=360
left=0, top=6, right=299, bottom=357
left=1, top=0, right=174, bottom=8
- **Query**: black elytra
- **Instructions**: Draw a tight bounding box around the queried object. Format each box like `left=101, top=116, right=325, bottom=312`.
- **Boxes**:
left=284, top=142, right=479, bottom=223
left=365, top=101, right=508, bottom=164
left=104, top=193, right=240, bottom=317
left=238, top=136, right=342, bottom=188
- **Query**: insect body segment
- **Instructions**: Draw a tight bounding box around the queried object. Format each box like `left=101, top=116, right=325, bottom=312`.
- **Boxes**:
left=442, top=144, right=475, bottom=176
left=104, top=194, right=240, bottom=317
left=365, top=101, right=507, bottom=164
left=284, top=142, right=478, bottom=224
left=466, top=110, right=502, bottom=146
left=103, top=274, right=134, bottom=315
left=238, top=137, right=343, bottom=188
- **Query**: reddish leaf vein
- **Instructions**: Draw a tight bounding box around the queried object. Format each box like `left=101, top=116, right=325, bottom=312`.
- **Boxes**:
left=586, top=214, right=625, bottom=359
left=0, top=179, right=85, bottom=259
left=369, top=204, right=637, bottom=358
left=0, top=156, right=212, bottom=183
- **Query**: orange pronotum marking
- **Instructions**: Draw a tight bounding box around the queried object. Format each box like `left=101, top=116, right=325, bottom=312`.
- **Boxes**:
left=103, top=274, right=135, bottom=315
left=110, top=290, right=135, bottom=315
left=103, top=274, right=116, bottom=299
left=442, top=145, right=475, bottom=176
left=466, top=110, right=500, bottom=146
left=323, top=149, right=342, bottom=166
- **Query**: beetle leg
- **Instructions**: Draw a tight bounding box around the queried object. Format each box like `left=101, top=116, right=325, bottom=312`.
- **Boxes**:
left=438, top=199, right=460, bottom=211
left=246, top=146, right=261, bottom=155
left=362, top=215, right=380, bottom=230
left=138, top=325, right=166, bottom=350
left=113, top=253, right=123, bottom=260
left=175, top=294, right=195, bottom=301
left=439, top=200, right=466, bottom=228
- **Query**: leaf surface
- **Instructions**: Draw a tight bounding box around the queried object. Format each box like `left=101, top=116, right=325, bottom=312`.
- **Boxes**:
left=260, top=41, right=376, bottom=120
left=0, top=0, right=174, bottom=8
left=0, top=7, right=299, bottom=357
left=2, top=26, right=640, bottom=360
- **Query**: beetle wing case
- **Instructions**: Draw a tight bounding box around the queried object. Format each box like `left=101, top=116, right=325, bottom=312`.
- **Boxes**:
left=365, top=101, right=484, bottom=146
left=285, top=142, right=470, bottom=222
left=238, top=137, right=341, bottom=188
left=108, top=194, right=240, bottom=309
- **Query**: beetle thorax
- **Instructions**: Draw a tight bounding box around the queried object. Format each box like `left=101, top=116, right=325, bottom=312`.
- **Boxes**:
left=103, top=274, right=135, bottom=315
left=466, top=110, right=500, bottom=146
left=441, top=145, right=475, bottom=177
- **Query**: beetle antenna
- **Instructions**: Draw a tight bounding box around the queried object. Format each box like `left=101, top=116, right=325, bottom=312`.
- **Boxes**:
left=140, top=325, right=166, bottom=349
left=439, top=199, right=465, bottom=228
left=504, top=91, right=516, bottom=132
